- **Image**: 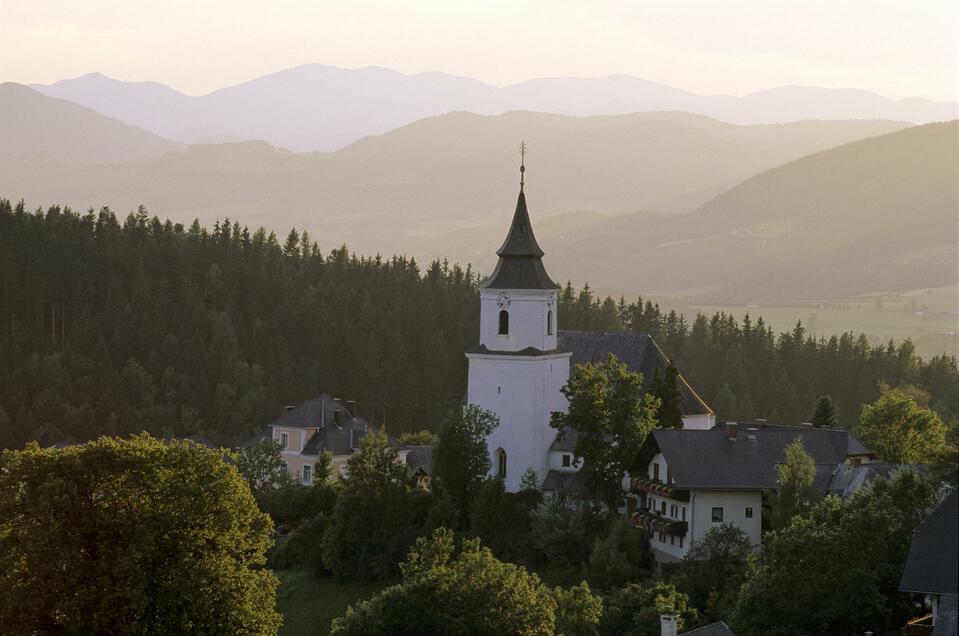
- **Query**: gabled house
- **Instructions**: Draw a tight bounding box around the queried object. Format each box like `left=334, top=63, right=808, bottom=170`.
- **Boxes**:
left=259, top=394, right=371, bottom=484
left=899, top=489, right=958, bottom=635
left=632, top=423, right=875, bottom=564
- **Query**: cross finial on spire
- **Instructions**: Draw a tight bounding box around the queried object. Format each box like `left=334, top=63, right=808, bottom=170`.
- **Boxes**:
left=519, top=140, right=526, bottom=191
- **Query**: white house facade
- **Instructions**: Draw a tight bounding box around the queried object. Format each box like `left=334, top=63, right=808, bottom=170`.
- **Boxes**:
left=632, top=423, right=876, bottom=564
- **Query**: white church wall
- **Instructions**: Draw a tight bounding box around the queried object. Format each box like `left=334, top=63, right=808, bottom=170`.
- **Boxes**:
left=479, top=288, right=557, bottom=352
left=467, top=351, right=570, bottom=491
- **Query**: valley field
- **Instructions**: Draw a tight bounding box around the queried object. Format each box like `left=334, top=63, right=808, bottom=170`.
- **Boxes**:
left=688, top=285, right=958, bottom=358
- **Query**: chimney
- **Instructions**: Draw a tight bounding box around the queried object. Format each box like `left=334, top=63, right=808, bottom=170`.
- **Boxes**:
left=660, top=612, right=678, bottom=636
left=284, top=405, right=295, bottom=412
left=754, top=418, right=768, bottom=428
left=726, top=421, right=738, bottom=441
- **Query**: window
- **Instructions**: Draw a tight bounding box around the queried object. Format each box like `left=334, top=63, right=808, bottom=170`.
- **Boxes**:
left=670, top=504, right=676, bottom=518
left=652, top=462, right=660, bottom=481
left=302, top=464, right=312, bottom=485
left=661, top=501, right=666, bottom=515
left=680, top=536, right=684, bottom=549
left=498, top=310, right=509, bottom=335
left=496, top=448, right=507, bottom=479
left=682, top=506, right=686, bottom=522
left=547, top=310, right=553, bottom=335
left=745, top=506, right=753, bottom=519
left=711, top=507, right=724, bottom=523
left=562, top=454, right=571, bottom=468
left=280, top=432, right=289, bottom=450
left=670, top=535, right=674, bottom=545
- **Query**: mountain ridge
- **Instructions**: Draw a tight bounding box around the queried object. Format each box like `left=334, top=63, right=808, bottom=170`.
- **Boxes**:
left=30, top=65, right=957, bottom=152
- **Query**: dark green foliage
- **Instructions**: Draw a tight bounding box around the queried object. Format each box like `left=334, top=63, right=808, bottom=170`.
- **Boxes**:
left=649, top=364, right=684, bottom=429
left=321, top=431, right=428, bottom=581
left=551, top=354, right=659, bottom=507
left=0, top=200, right=479, bottom=448
left=585, top=519, right=652, bottom=591
left=665, top=524, right=752, bottom=623
left=0, top=435, right=280, bottom=634
left=330, top=529, right=561, bottom=636
left=397, top=430, right=439, bottom=445
left=599, top=581, right=698, bottom=636
left=810, top=394, right=839, bottom=428
left=469, top=477, right=542, bottom=564
left=431, top=405, right=499, bottom=527
left=268, top=513, right=331, bottom=576
left=1, top=201, right=955, bottom=452
left=732, top=469, right=942, bottom=635
left=529, top=498, right=608, bottom=582
left=254, top=482, right=338, bottom=527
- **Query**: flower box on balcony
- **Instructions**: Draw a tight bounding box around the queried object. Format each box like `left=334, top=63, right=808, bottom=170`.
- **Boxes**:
left=630, top=509, right=688, bottom=537
left=629, top=477, right=690, bottom=502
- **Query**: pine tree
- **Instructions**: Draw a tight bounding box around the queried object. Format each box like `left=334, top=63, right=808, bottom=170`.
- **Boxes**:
left=810, top=394, right=839, bottom=428
left=651, top=364, right=684, bottom=429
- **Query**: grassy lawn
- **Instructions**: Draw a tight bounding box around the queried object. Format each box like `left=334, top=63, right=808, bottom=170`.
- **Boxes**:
left=274, top=569, right=391, bottom=636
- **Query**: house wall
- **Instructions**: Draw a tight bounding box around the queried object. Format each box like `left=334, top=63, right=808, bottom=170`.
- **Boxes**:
left=548, top=449, right=580, bottom=472
left=646, top=491, right=692, bottom=561
left=689, top=490, right=763, bottom=547
left=681, top=413, right=714, bottom=430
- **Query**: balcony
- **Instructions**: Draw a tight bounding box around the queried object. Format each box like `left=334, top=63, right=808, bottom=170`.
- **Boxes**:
left=631, top=508, right=688, bottom=537
left=630, top=477, right=690, bottom=502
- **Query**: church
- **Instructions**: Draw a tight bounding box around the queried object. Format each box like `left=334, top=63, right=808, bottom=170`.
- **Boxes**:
left=466, top=155, right=714, bottom=492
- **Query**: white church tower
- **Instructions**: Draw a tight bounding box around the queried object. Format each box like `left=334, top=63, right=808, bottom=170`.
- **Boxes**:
left=466, top=146, right=572, bottom=491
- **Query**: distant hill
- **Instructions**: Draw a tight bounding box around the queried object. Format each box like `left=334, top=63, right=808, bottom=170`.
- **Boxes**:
left=31, top=66, right=958, bottom=151
left=0, top=83, right=183, bottom=164
left=0, top=111, right=909, bottom=260
left=538, top=121, right=959, bottom=300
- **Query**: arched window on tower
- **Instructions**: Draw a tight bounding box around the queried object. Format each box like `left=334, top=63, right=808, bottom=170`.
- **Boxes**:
left=495, top=448, right=507, bottom=479
left=498, top=310, right=509, bottom=335
left=547, top=310, right=553, bottom=335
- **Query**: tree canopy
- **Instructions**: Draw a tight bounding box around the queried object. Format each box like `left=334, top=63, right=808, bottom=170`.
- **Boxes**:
left=1, top=200, right=956, bottom=452
left=732, top=468, right=942, bottom=635
left=855, top=386, right=948, bottom=463
left=432, top=405, right=500, bottom=526
left=0, top=435, right=280, bottom=634
left=810, top=394, right=839, bottom=428
left=770, top=437, right=816, bottom=529
left=330, top=528, right=602, bottom=636
left=550, top=354, right=659, bottom=507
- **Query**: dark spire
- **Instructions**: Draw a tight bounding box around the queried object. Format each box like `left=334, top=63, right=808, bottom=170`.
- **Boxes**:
left=480, top=145, right=559, bottom=290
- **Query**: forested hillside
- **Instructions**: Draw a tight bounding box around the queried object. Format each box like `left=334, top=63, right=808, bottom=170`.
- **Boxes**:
left=1, top=200, right=955, bottom=449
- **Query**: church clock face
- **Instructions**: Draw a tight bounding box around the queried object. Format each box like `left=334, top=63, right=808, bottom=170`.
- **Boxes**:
left=497, top=292, right=512, bottom=308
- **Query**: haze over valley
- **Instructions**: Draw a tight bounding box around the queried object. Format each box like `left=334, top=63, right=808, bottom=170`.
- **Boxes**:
left=1, top=70, right=957, bottom=353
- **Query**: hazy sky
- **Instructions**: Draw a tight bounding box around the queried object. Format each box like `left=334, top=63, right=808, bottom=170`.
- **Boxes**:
left=2, top=0, right=957, bottom=100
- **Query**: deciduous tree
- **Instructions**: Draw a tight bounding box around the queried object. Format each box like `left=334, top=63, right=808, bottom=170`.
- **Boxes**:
left=550, top=354, right=659, bottom=508
left=0, top=435, right=280, bottom=635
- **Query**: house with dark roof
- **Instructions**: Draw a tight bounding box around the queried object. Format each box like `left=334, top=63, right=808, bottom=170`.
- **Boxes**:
left=466, top=157, right=714, bottom=493
left=256, top=393, right=372, bottom=484
left=899, top=490, right=958, bottom=635
left=632, top=423, right=875, bottom=564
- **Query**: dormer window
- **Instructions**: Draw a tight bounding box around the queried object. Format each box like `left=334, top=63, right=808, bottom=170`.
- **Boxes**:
left=498, top=310, right=509, bottom=335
